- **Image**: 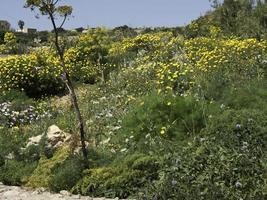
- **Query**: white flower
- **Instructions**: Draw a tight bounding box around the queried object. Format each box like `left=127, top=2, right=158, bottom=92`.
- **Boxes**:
left=235, top=181, right=242, bottom=188
left=120, top=148, right=127, bottom=152
left=236, top=124, right=242, bottom=129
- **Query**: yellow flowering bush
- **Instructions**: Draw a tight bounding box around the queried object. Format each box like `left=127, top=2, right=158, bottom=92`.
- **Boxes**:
left=156, top=37, right=267, bottom=93
left=185, top=37, right=266, bottom=72
left=110, top=32, right=170, bottom=54
left=65, top=28, right=112, bottom=83
left=0, top=48, right=64, bottom=97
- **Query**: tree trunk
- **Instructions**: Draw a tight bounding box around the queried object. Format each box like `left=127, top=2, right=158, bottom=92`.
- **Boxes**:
left=49, top=14, right=88, bottom=167
left=60, top=59, right=89, bottom=167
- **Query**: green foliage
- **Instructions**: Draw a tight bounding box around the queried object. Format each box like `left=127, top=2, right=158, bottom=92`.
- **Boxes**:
left=0, top=160, right=38, bottom=186
left=0, top=89, right=29, bottom=103
left=191, top=0, right=267, bottom=38
left=25, top=0, right=73, bottom=19
left=72, top=153, right=160, bottom=198
left=0, top=32, right=18, bottom=54
left=146, top=109, right=267, bottom=200
left=26, top=145, right=71, bottom=188
left=0, top=30, right=6, bottom=44
left=75, top=65, right=156, bottom=147
left=65, top=28, right=112, bottom=83
left=0, top=127, right=30, bottom=161
left=0, top=4, right=267, bottom=198
left=48, top=156, right=83, bottom=192
left=219, top=79, right=267, bottom=112
left=112, top=92, right=206, bottom=154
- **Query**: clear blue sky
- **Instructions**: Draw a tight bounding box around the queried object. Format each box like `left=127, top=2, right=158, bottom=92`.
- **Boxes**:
left=0, top=0, right=212, bottom=31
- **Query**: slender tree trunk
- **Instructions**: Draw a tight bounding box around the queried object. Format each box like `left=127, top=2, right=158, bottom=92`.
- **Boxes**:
left=49, top=14, right=88, bottom=167
left=60, top=57, right=88, bottom=167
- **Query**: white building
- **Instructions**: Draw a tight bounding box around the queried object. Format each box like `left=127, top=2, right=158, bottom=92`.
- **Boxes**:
left=16, top=28, right=37, bottom=34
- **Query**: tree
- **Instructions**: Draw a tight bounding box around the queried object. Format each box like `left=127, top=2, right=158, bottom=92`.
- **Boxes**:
left=209, top=0, right=220, bottom=8
left=18, top=20, right=25, bottom=31
left=25, top=0, right=88, bottom=167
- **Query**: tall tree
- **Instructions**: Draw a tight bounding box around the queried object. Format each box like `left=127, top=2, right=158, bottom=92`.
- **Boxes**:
left=18, top=20, right=25, bottom=31
left=25, top=0, right=88, bottom=167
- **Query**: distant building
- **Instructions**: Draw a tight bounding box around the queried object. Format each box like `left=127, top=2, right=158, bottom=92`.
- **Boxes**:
left=0, top=20, right=11, bottom=31
left=17, top=28, right=37, bottom=34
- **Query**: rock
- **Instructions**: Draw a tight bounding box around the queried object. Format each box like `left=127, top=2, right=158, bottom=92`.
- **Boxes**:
left=25, top=125, right=72, bottom=153
left=47, top=125, right=62, bottom=136
left=2, top=189, right=20, bottom=197
left=46, top=125, right=71, bottom=147
left=26, top=135, right=43, bottom=147
left=60, top=190, right=71, bottom=196
left=0, top=185, right=125, bottom=200
left=36, top=187, right=46, bottom=194
left=72, top=194, right=81, bottom=199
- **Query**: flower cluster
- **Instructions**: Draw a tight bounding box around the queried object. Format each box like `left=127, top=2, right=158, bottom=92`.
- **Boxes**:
left=0, top=48, right=64, bottom=96
left=0, top=101, right=53, bottom=127
left=155, top=37, right=267, bottom=93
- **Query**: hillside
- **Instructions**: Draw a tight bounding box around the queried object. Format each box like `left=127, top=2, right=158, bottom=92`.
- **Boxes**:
left=0, top=1, right=267, bottom=199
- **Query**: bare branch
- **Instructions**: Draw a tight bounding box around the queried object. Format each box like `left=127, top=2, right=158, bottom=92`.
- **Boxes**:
left=59, top=15, right=67, bottom=29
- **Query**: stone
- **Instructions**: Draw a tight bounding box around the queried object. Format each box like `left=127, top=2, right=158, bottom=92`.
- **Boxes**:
left=36, top=187, right=46, bottom=194
left=46, top=125, right=71, bottom=147
left=26, top=135, right=43, bottom=147
left=47, top=125, right=62, bottom=135
left=60, top=190, right=71, bottom=196
left=72, top=194, right=81, bottom=199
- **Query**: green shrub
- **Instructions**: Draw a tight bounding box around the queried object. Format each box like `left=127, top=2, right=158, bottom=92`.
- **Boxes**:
left=0, top=160, right=37, bottom=186
left=49, top=156, right=84, bottom=192
left=0, top=127, right=29, bottom=160
left=26, top=145, right=72, bottom=188
left=72, top=153, right=160, bottom=198
left=219, top=80, right=267, bottom=112
left=147, top=109, right=267, bottom=200
left=111, top=92, right=206, bottom=154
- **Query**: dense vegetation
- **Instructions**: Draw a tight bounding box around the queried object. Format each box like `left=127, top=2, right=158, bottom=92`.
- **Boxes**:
left=0, top=0, right=267, bottom=199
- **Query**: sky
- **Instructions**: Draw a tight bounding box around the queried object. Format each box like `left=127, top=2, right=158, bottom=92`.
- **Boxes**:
left=0, top=0, right=213, bottom=31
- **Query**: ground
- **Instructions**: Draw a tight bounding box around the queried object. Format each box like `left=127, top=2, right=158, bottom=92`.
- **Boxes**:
left=0, top=183, right=123, bottom=200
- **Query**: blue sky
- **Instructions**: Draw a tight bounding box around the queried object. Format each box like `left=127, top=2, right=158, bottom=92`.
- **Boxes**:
left=0, top=0, right=212, bottom=31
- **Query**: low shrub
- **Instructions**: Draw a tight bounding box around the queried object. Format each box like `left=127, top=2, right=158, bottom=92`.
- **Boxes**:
left=146, top=109, right=267, bottom=200
left=72, top=153, right=160, bottom=198
left=111, top=92, right=206, bottom=154
left=26, top=145, right=72, bottom=188
left=49, top=156, right=84, bottom=192
left=0, top=160, right=37, bottom=186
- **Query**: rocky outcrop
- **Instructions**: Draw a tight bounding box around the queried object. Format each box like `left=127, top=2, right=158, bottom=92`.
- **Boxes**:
left=0, top=182, right=122, bottom=200
left=25, top=125, right=71, bottom=150
left=46, top=125, right=71, bottom=148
